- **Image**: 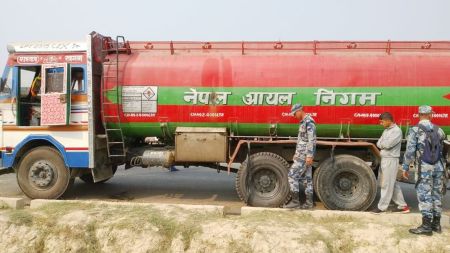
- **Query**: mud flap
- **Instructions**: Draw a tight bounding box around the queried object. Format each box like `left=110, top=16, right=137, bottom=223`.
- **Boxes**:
left=91, top=139, right=114, bottom=182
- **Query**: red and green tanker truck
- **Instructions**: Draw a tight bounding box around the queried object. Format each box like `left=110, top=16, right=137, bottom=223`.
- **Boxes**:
left=0, top=32, right=449, bottom=210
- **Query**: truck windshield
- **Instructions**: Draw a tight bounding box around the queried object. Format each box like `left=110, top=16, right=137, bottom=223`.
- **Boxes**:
left=0, top=66, right=12, bottom=96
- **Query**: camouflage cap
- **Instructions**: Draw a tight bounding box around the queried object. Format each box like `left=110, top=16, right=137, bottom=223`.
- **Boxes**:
left=418, top=105, right=433, bottom=114
left=290, top=103, right=303, bottom=115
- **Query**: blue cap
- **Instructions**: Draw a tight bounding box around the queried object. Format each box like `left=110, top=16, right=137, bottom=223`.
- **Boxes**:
left=418, top=105, right=433, bottom=114
left=290, top=103, right=303, bottom=115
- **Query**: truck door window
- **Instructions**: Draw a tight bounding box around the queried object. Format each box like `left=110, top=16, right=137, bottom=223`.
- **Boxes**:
left=45, top=67, right=64, bottom=93
left=18, top=66, right=41, bottom=126
left=19, top=66, right=41, bottom=98
left=71, top=67, right=85, bottom=93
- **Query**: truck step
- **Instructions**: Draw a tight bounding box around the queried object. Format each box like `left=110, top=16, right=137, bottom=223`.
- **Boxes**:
left=108, top=154, right=126, bottom=157
left=105, top=128, right=122, bottom=131
left=103, top=61, right=128, bottom=64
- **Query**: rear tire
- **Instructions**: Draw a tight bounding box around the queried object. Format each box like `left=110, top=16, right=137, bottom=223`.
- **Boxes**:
left=17, top=147, right=72, bottom=199
left=313, top=166, right=323, bottom=202
left=236, top=152, right=291, bottom=207
left=314, top=155, right=377, bottom=211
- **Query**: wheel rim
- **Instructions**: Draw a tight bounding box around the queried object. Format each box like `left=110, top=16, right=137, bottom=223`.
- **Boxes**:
left=28, top=160, right=57, bottom=189
left=251, top=167, right=281, bottom=199
left=333, top=171, right=360, bottom=198
left=316, top=156, right=377, bottom=211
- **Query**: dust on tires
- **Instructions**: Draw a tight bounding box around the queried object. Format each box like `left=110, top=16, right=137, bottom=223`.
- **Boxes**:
left=16, top=147, right=72, bottom=199
left=236, top=152, right=291, bottom=207
left=314, top=154, right=377, bottom=211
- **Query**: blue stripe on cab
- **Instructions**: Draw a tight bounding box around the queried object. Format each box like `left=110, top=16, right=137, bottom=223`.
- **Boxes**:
left=66, top=152, right=89, bottom=168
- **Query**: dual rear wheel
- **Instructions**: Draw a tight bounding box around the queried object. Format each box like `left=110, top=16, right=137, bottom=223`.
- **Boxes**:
left=236, top=152, right=377, bottom=211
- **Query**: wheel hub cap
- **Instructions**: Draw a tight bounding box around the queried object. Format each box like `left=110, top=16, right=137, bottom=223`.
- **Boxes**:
left=253, top=170, right=277, bottom=193
left=339, top=178, right=352, bottom=191
left=259, top=175, right=271, bottom=187
left=29, top=161, right=55, bottom=187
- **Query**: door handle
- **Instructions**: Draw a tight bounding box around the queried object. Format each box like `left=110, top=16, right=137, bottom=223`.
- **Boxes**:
left=58, top=94, right=66, bottom=103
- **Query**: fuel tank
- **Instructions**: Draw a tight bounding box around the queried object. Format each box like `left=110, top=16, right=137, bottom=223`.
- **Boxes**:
left=102, top=41, right=450, bottom=139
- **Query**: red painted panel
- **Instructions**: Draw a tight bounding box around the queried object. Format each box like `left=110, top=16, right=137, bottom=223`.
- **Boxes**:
left=108, top=105, right=449, bottom=126
left=110, top=54, right=450, bottom=88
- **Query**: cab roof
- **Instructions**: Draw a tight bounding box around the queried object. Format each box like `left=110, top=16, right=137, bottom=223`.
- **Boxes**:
left=7, top=41, right=86, bottom=54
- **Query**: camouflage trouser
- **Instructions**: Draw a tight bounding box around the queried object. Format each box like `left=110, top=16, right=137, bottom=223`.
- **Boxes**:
left=417, top=164, right=444, bottom=219
left=288, top=154, right=313, bottom=197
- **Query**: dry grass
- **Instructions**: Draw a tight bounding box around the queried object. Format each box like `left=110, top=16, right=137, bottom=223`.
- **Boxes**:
left=237, top=211, right=363, bottom=253
left=37, top=202, right=94, bottom=216
left=0, top=201, right=10, bottom=210
left=8, top=210, right=33, bottom=226
left=1, top=202, right=449, bottom=253
left=227, top=239, right=253, bottom=253
left=85, top=222, right=101, bottom=253
left=237, top=210, right=313, bottom=225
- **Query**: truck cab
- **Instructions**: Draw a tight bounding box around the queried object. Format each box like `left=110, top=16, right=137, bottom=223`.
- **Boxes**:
left=0, top=42, right=91, bottom=198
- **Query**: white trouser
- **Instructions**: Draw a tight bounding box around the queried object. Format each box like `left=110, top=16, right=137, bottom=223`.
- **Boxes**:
left=378, top=157, right=408, bottom=211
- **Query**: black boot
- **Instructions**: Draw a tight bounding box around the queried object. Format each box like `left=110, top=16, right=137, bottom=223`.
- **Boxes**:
left=409, top=216, right=433, bottom=236
left=284, top=192, right=300, bottom=209
left=299, top=194, right=314, bottom=209
left=432, top=215, right=442, bottom=234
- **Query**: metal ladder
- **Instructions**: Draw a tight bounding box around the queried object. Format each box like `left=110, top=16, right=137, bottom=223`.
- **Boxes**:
left=101, top=36, right=129, bottom=162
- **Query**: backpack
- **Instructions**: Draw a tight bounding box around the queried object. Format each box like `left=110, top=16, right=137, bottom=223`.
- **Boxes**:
left=418, top=124, right=442, bottom=164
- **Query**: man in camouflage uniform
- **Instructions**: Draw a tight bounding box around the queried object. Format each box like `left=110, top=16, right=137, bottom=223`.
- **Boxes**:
left=402, top=105, right=446, bottom=235
left=284, top=103, right=317, bottom=209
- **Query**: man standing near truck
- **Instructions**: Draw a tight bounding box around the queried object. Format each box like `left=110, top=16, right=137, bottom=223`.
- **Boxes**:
left=402, top=105, right=446, bottom=236
left=284, top=104, right=317, bottom=209
left=372, top=112, right=410, bottom=214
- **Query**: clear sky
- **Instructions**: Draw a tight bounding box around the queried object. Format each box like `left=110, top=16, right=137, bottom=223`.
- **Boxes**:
left=1, top=0, right=449, bottom=66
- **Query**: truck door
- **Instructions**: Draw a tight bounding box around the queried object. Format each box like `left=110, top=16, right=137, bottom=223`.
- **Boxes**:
left=40, top=64, right=70, bottom=125
left=0, top=66, right=13, bottom=170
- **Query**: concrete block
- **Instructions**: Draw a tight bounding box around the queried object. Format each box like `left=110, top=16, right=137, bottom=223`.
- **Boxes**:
left=29, top=199, right=225, bottom=216
left=241, top=206, right=291, bottom=216
left=29, top=199, right=65, bottom=209
left=0, top=197, right=25, bottom=209
left=105, top=201, right=225, bottom=215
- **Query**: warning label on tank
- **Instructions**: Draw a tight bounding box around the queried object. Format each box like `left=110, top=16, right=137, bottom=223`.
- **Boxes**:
left=122, top=86, right=158, bottom=115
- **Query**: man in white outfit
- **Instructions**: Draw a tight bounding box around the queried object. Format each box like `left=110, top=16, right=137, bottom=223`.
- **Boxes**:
left=372, top=112, right=410, bottom=214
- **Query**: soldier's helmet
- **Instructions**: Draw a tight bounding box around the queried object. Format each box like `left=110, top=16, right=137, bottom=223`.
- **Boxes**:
left=290, top=103, right=303, bottom=116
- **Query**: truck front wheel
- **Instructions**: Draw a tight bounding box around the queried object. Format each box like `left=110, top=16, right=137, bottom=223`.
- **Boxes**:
left=236, top=152, right=291, bottom=207
left=314, top=155, right=377, bottom=211
left=17, top=147, right=73, bottom=199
